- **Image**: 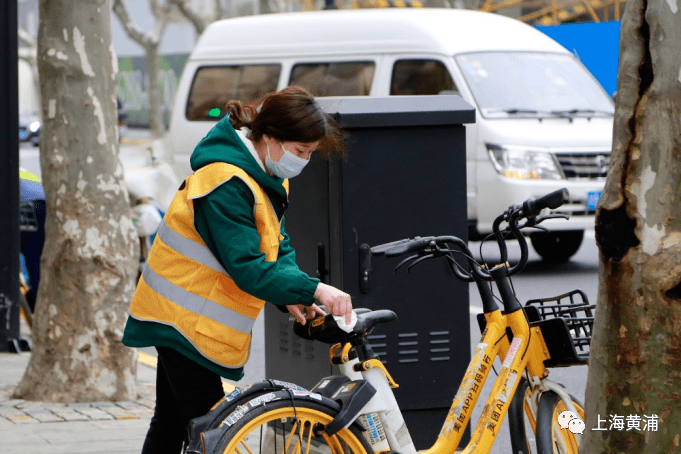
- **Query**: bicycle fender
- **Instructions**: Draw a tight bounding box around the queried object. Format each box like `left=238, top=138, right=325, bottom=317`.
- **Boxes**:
left=200, top=389, right=336, bottom=454
left=186, top=379, right=309, bottom=453
left=201, top=386, right=372, bottom=453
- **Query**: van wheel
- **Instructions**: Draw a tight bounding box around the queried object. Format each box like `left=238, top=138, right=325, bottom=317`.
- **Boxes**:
left=530, top=230, right=584, bottom=262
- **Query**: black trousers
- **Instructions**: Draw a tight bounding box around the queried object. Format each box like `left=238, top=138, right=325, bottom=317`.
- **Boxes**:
left=141, top=346, right=225, bottom=453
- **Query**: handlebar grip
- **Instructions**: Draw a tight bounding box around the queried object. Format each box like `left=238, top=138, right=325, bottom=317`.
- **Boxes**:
left=371, top=239, right=411, bottom=256
left=523, top=188, right=569, bottom=217
left=384, top=237, right=430, bottom=258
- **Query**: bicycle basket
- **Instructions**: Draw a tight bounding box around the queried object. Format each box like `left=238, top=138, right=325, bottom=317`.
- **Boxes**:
left=525, top=290, right=594, bottom=368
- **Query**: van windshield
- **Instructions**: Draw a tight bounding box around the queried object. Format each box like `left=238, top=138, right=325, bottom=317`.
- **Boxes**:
left=455, top=52, right=614, bottom=119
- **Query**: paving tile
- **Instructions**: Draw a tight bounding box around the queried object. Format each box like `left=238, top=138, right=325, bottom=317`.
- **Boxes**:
left=24, top=408, right=64, bottom=423
left=67, top=402, right=92, bottom=409
left=50, top=407, right=90, bottom=422
left=11, top=415, right=39, bottom=424
left=42, top=402, right=67, bottom=411
left=102, top=406, right=140, bottom=420
left=0, top=407, right=28, bottom=419
left=16, top=400, right=46, bottom=410
left=0, top=398, right=26, bottom=408
left=74, top=407, right=114, bottom=420
left=115, top=401, right=141, bottom=409
left=92, top=401, right=116, bottom=408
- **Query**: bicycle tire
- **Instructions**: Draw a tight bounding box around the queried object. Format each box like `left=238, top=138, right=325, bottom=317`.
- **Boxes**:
left=535, top=390, right=584, bottom=454
left=209, top=398, right=372, bottom=454
left=508, top=377, right=535, bottom=453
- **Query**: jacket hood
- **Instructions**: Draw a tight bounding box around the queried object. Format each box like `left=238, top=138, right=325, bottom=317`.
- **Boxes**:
left=190, top=116, right=287, bottom=199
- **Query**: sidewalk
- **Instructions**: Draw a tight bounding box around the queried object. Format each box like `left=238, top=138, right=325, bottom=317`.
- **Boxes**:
left=0, top=313, right=266, bottom=454
left=0, top=351, right=156, bottom=454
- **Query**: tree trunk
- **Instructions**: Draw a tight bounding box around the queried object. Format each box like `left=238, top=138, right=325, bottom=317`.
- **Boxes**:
left=112, top=0, right=169, bottom=138
left=583, top=0, right=681, bottom=451
left=15, top=0, right=140, bottom=403
left=146, top=43, right=165, bottom=138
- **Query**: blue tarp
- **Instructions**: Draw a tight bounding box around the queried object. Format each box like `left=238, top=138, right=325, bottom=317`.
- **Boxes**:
left=536, top=21, right=621, bottom=97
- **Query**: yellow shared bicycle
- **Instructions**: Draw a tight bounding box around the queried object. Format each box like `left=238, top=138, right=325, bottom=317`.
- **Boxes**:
left=191, top=189, right=593, bottom=454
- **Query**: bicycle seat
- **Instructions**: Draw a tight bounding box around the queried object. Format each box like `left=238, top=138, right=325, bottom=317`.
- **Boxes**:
left=293, top=309, right=397, bottom=345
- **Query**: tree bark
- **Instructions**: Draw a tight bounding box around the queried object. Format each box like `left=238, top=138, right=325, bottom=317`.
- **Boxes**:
left=583, top=0, right=681, bottom=451
left=15, top=0, right=140, bottom=402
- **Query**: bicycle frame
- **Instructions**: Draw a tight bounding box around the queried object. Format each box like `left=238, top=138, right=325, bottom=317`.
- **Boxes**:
left=284, top=189, right=583, bottom=454
left=327, top=264, right=558, bottom=454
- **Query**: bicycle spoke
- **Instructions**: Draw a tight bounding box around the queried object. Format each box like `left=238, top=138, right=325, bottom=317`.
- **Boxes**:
left=302, top=422, right=313, bottom=454
left=239, top=439, right=254, bottom=454
left=284, top=419, right=300, bottom=454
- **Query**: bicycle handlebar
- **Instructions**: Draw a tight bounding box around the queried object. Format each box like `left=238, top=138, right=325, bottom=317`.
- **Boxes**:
left=383, top=237, right=434, bottom=258
left=370, top=238, right=413, bottom=256
left=522, top=188, right=570, bottom=218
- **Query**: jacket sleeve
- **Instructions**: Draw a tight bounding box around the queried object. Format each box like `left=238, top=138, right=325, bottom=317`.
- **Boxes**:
left=276, top=218, right=300, bottom=271
left=193, top=179, right=319, bottom=306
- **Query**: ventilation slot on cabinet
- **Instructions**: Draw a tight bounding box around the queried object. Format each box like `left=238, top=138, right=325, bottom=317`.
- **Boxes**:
left=368, top=334, right=388, bottom=362
left=429, top=330, right=450, bottom=362
left=398, top=333, right=419, bottom=363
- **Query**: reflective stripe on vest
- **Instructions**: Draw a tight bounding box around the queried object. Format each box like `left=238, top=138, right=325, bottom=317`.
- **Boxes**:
left=141, top=265, right=254, bottom=335
left=155, top=221, right=229, bottom=277
left=128, top=162, right=288, bottom=369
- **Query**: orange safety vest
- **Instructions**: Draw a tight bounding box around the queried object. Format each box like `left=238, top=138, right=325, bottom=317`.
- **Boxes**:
left=129, top=162, right=288, bottom=369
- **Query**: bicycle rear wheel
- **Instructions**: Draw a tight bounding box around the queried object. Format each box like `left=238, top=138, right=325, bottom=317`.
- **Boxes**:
left=210, top=399, right=372, bottom=454
left=535, top=390, right=584, bottom=454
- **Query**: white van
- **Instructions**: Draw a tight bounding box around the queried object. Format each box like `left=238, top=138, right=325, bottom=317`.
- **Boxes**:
left=163, top=8, right=614, bottom=261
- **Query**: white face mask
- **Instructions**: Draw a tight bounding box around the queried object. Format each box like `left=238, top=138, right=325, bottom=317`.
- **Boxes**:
left=265, top=141, right=310, bottom=179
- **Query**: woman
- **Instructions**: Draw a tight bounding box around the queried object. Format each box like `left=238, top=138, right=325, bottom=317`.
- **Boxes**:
left=122, top=86, right=353, bottom=453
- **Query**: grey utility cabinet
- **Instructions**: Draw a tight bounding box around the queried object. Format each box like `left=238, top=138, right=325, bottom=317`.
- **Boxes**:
left=265, top=95, right=476, bottom=449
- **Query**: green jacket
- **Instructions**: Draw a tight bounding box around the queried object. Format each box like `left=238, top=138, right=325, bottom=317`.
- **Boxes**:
left=123, top=116, right=319, bottom=380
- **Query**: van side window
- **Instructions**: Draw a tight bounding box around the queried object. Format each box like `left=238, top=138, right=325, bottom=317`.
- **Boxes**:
left=391, top=59, right=457, bottom=96
left=289, top=62, right=375, bottom=96
left=186, top=64, right=281, bottom=121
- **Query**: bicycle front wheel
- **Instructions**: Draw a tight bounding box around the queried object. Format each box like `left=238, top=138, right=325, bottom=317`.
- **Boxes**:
left=535, top=390, right=584, bottom=454
left=210, top=399, right=372, bottom=454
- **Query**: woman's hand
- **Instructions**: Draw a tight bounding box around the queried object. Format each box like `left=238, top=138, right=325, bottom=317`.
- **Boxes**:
left=286, top=303, right=325, bottom=325
left=313, top=283, right=353, bottom=324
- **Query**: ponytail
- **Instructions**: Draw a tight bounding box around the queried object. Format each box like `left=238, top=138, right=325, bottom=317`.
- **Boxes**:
left=226, top=100, right=256, bottom=131
left=226, top=86, right=347, bottom=158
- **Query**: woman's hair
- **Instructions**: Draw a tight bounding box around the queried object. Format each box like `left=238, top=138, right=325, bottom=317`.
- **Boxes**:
left=226, top=86, right=347, bottom=158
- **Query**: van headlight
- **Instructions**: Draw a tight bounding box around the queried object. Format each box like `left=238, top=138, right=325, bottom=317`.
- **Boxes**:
left=486, top=144, right=564, bottom=180
left=29, top=121, right=41, bottom=133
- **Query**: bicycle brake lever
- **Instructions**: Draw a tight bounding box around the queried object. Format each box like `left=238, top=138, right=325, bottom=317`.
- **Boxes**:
left=536, top=213, right=570, bottom=223
left=394, top=254, right=419, bottom=274
left=407, top=254, right=434, bottom=273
